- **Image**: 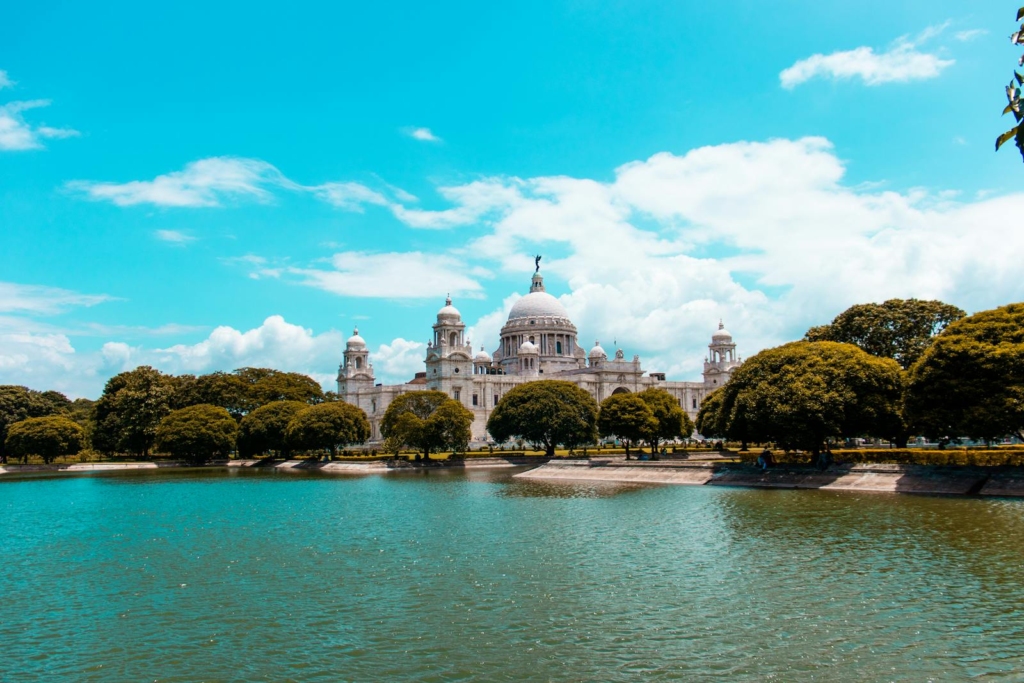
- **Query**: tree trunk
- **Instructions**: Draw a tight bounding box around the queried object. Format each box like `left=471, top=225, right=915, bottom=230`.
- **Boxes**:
left=545, top=442, right=555, bottom=457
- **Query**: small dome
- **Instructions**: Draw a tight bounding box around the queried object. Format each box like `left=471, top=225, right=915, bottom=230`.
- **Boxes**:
left=474, top=346, right=492, bottom=362
left=437, top=295, right=461, bottom=322
left=713, top=320, right=732, bottom=341
left=347, top=327, right=366, bottom=349
left=519, top=340, right=539, bottom=355
left=589, top=341, right=607, bottom=359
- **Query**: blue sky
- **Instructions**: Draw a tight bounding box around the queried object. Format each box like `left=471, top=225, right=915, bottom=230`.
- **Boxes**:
left=2, top=1, right=1022, bottom=397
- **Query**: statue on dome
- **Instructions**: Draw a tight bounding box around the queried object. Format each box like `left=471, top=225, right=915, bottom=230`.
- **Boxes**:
left=534, top=254, right=542, bottom=272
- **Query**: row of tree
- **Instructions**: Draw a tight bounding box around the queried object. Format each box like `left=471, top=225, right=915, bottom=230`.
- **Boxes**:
left=483, top=381, right=694, bottom=457
left=697, top=300, right=1024, bottom=454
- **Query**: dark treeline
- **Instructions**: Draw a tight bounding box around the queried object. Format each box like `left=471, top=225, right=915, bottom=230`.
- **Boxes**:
left=698, top=300, right=1024, bottom=454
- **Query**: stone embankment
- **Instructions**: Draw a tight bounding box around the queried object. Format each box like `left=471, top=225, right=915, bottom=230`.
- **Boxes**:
left=515, top=460, right=1024, bottom=497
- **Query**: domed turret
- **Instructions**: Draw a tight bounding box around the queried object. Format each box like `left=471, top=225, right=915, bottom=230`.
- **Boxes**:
left=347, top=327, right=367, bottom=349
left=712, top=320, right=732, bottom=341
left=475, top=346, right=492, bottom=362
left=437, top=295, right=461, bottom=323
left=519, top=340, right=539, bottom=355
left=589, top=341, right=607, bottom=365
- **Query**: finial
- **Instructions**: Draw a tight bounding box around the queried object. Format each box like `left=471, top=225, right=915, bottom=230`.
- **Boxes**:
left=446, top=293, right=451, bottom=306
left=353, top=326, right=359, bottom=335
left=719, top=319, right=724, bottom=330
left=535, top=254, right=542, bottom=272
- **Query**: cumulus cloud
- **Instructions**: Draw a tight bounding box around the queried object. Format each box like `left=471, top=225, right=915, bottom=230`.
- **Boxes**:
left=0, top=70, right=13, bottom=89
left=291, top=251, right=484, bottom=299
left=371, top=337, right=426, bottom=383
left=68, top=157, right=290, bottom=207
left=376, top=136, right=1024, bottom=377
left=406, top=127, right=441, bottom=142
left=780, top=26, right=954, bottom=88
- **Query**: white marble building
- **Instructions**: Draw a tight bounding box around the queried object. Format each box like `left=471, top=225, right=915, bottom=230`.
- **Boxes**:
left=338, top=269, right=742, bottom=443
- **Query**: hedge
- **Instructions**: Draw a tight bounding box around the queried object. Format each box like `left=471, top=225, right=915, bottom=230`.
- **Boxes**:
left=737, top=448, right=1024, bottom=467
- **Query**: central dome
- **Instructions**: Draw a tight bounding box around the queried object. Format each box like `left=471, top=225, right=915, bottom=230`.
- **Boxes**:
left=507, top=291, right=570, bottom=321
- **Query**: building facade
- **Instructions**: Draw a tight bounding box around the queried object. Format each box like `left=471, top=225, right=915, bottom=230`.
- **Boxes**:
left=338, top=270, right=742, bottom=443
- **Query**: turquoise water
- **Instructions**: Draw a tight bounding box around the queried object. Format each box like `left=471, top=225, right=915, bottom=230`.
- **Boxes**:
left=2, top=468, right=1024, bottom=681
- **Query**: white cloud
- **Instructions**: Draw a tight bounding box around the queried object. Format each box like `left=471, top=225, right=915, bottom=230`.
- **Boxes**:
left=371, top=338, right=426, bottom=383
left=154, top=229, right=195, bottom=244
left=378, top=136, right=1024, bottom=379
left=0, top=100, right=49, bottom=150
left=310, top=181, right=389, bottom=210
left=291, top=251, right=484, bottom=299
left=37, top=125, right=80, bottom=139
left=780, top=27, right=954, bottom=88
left=68, top=157, right=289, bottom=207
left=0, top=80, right=78, bottom=150
left=0, top=282, right=110, bottom=314
left=955, top=29, right=987, bottom=42
left=406, top=127, right=441, bottom=142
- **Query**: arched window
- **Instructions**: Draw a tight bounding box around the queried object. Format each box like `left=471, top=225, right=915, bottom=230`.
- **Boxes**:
left=355, top=357, right=362, bottom=369
left=450, top=332, right=458, bottom=346
left=556, top=341, right=563, bottom=354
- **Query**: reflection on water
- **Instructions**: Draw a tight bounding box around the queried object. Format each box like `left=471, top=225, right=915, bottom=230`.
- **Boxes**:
left=1, top=467, right=1024, bottom=681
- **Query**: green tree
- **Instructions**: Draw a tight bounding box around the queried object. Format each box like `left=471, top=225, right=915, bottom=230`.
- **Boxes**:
left=805, top=299, right=965, bottom=370
left=0, top=386, right=70, bottom=463
left=714, top=341, right=904, bottom=454
left=486, top=380, right=598, bottom=456
left=598, top=393, right=656, bottom=458
left=5, top=416, right=84, bottom=464
left=422, top=400, right=474, bottom=457
left=172, top=372, right=248, bottom=418
left=155, top=404, right=238, bottom=465
left=695, top=389, right=726, bottom=440
left=285, top=402, right=370, bottom=458
left=381, top=390, right=449, bottom=460
left=237, top=400, right=308, bottom=458
left=997, top=7, right=1024, bottom=161
left=636, top=388, right=694, bottom=454
left=93, top=366, right=178, bottom=456
left=234, top=368, right=324, bottom=410
left=907, top=303, right=1024, bottom=442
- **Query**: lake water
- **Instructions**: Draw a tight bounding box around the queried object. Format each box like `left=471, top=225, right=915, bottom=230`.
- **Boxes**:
left=2, top=467, right=1023, bottom=681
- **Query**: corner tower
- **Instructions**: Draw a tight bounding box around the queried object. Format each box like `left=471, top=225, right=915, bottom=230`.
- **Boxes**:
left=338, top=327, right=375, bottom=398
left=703, top=320, right=741, bottom=389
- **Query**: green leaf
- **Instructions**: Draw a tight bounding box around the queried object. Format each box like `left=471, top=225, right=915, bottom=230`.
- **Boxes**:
left=996, top=127, right=1019, bottom=151
left=1016, top=72, right=1024, bottom=86
left=1017, top=7, right=1024, bottom=21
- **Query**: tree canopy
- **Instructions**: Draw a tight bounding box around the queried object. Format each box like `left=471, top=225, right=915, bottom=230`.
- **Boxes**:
left=237, top=400, right=308, bottom=457
left=636, top=388, right=694, bottom=453
left=155, top=404, right=238, bottom=465
left=5, top=416, right=84, bottom=464
left=695, top=389, right=726, bottom=439
left=805, top=299, right=965, bottom=370
left=93, top=366, right=178, bottom=456
left=486, top=380, right=598, bottom=456
left=704, top=341, right=904, bottom=453
left=598, top=393, right=655, bottom=457
left=906, top=303, right=1024, bottom=442
left=0, top=385, right=72, bottom=463
left=380, top=390, right=472, bottom=459
left=285, top=402, right=370, bottom=457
